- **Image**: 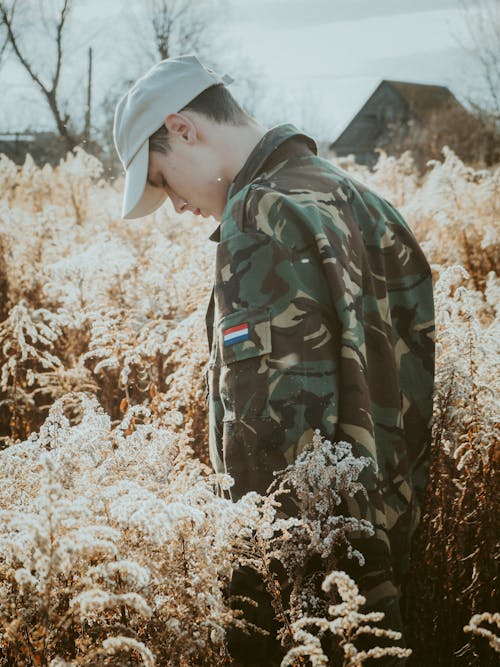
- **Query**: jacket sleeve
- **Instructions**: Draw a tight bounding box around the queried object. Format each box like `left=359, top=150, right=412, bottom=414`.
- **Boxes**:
left=213, top=186, right=342, bottom=502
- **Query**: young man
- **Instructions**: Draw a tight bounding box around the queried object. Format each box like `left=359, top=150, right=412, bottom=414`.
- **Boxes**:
left=114, top=54, right=435, bottom=666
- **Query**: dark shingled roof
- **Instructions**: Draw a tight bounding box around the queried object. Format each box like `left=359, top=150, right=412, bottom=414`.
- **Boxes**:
left=386, top=80, right=459, bottom=119
left=329, top=79, right=465, bottom=152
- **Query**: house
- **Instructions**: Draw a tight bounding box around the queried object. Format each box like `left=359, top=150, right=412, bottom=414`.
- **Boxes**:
left=328, top=80, right=466, bottom=167
left=0, top=131, right=71, bottom=166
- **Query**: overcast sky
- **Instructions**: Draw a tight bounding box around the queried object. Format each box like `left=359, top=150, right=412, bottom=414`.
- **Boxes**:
left=0, top=0, right=493, bottom=141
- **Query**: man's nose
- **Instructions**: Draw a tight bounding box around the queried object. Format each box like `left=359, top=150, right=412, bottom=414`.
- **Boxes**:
left=170, top=192, right=187, bottom=214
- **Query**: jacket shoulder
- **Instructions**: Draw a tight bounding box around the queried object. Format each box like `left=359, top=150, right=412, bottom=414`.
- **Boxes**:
left=243, top=184, right=307, bottom=251
left=243, top=171, right=353, bottom=252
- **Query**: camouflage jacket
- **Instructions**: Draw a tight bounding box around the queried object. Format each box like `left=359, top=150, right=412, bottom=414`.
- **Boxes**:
left=204, top=123, right=435, bottom=621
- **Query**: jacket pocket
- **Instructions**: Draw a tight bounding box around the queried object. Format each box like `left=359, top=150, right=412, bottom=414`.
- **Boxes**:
left=218, top=307, right=272, bottom=421
left=222, top=417, right=289, bottom=500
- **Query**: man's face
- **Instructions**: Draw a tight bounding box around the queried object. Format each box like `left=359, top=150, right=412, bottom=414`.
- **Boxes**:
left=146, top=112, right=231, bottom=221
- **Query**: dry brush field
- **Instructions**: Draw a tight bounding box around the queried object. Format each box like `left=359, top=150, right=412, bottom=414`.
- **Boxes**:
left=0, top=145, right=498, bottom=666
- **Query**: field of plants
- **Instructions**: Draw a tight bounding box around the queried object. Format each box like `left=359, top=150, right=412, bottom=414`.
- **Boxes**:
left=0, top=145, right=498, bottom=666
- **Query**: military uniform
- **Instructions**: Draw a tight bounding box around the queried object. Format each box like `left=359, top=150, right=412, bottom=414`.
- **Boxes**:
left=204, top=123, right=435, bottom=664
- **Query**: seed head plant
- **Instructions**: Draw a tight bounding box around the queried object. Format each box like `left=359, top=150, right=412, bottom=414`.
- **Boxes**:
left=0, top=144, right=498, bottom=665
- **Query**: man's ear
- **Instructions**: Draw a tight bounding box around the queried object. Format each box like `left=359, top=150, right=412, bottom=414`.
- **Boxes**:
left=163, top=113, right=195, bottom=142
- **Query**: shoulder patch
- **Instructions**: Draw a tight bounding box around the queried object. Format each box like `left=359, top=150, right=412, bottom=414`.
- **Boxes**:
left=223, top=322, right=250, bottom=346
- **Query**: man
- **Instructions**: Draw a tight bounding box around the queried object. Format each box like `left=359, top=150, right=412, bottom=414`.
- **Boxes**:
left=114, top=55, right=435, bottom=666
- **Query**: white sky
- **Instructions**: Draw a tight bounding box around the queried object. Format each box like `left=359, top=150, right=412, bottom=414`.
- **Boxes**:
left=0, top=0, right=492, bottom=142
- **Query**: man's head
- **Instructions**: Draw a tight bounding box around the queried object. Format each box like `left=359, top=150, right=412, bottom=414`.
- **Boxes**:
left=113, top=54, right=265, bottom=221
left=147, top=82, right=262, bottom=220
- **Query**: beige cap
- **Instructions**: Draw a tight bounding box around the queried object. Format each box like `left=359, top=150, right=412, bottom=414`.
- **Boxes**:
left=113, top=54, right=234, bottom=220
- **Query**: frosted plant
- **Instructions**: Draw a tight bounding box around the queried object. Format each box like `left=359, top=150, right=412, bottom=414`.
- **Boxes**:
left=54, top=147, right=105, bottom=224
left=30, top=163, right=55, bottom=213
left=0, top=299, right=64, bottom=389
left=0, top=207, right=50, bottom=302
left=231, top=430, right=377, bottom=655
left=337, top=149, right=419, bottom=207
left=81, top=306, right=173, bottom=412
left=44, top=235, right=138, bottom=312
left=281, top=570, right=412, bottom=667
left=0, top=300, right=69, bottom=443
left=148, top=304, right=217, bottom=442
left=331, top=153, right=372, bottom=182
left=0, top=153, right=19, bottom=207
left=0, top=447, right=123, bottom=664
left=0, top=392, right=271, bottom=665
left=432, top=264, right=499, bottom=468
left=100, top=636, right=155, bottom=666
left=332, top=149, right=419, bottom=207
left=83, top=307, right=143, bottom=376
left=369, top=149, right=419, bottom=206
left=400, top=148, right=499, bottom=283
left=4, top=153, right=58, bottom=214
left=268, top=430, right=375, bottom=565
left=333, top=146, right=499, bottom=302
left=0, top=134, right=498, bottom=666
left=404, top=263, right=499, bottom=663
left=18, top=153, right=39, bottom=193
left=463, top=612, right=500, bottom=653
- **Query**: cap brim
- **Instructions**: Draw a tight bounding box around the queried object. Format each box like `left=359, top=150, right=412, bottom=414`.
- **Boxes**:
left=121, top=140, right=168, bottom=219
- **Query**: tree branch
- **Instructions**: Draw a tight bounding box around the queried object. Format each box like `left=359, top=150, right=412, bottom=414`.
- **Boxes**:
left=0, top=0, right=14, bottom=66
left=52, top=0, right=70, bottom=91
left=455, top=0, right=500, bottom=119
left=0, top=1, right=49, bottom=95
left=0, top=0, right=78, bottom=146
left=148, top=0, right=214, bottom=62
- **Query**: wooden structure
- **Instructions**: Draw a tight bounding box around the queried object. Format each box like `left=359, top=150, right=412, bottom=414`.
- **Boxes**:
left=328, top=80, right=466, bottom=167
left=0, top=131, right=70, bottom=166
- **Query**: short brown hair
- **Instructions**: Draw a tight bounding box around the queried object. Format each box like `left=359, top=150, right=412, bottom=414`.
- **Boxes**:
left=149, top=83, right=254, bottom=155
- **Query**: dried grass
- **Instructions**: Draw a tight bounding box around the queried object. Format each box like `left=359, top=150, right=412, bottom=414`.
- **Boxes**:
left=0, top=145, right=498, bottom=665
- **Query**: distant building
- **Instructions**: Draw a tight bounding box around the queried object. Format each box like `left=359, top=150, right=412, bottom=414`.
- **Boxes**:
left=0, top=131, right=71, bottom=166
left=328, top=80, right=466, bottom=167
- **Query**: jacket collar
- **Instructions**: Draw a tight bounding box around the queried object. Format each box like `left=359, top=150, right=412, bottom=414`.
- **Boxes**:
left=208, top=123, right=317, bottom=243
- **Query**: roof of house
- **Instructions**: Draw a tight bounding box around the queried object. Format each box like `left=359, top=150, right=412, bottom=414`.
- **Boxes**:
left=387, top=80, right=458, bottom=118
left=329, top=79, right=463, bottom=148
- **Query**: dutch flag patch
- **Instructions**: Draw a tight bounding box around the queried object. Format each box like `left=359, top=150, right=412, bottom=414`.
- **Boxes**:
left=223, top=322, right=249, bottom=346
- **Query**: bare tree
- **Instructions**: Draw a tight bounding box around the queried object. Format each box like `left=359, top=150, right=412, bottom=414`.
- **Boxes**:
left=97, top=0, right=274, bottom=173
left=0, top=0, right=11, bottom=68
left=456, top=0, right=500, bottom=120
left=151, top=0, right=205, bottom=60
left=142, top=0, right=275, bottom=128
left=0, top=0, right=81, bottom=148
left=125, top=0, right=224, bottom=66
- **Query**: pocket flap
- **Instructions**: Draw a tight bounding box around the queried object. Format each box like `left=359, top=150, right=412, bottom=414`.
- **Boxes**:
left=218, top=307, right=272, bottom=364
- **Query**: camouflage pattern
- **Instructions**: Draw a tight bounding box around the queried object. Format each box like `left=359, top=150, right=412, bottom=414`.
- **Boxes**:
left=204, top=123, right=435, bottom=662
